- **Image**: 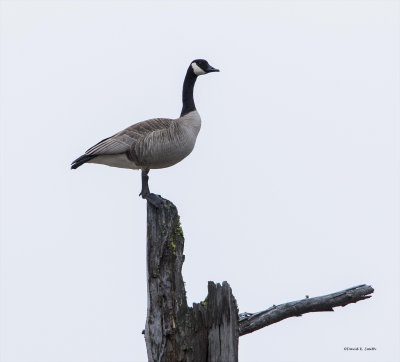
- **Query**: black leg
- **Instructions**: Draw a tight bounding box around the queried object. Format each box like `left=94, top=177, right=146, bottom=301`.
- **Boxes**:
left=139, top=169, right=150, bottom=197
left=139, top=169, right=163, bottom=208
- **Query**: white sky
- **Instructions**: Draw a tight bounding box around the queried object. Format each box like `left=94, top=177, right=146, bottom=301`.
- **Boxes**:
left=0, top=1, right=399, bottom=361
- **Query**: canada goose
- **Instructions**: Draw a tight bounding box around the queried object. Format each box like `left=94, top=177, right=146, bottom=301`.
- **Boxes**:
left=71, top=59, right=219, bottom=207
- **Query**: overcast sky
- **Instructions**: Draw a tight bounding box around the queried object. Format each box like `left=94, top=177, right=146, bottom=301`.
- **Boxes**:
left=1, top=1, right=399, bottom=361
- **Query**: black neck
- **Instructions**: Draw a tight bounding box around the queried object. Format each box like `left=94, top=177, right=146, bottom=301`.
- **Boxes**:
left=180, top=67, right=198, bottom=117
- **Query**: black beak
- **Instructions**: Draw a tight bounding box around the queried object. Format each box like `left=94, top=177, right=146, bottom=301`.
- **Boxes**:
left=206, top=65, right=220, bottom=73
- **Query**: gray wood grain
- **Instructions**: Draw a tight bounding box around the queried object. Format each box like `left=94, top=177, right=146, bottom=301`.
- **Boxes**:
left=143, top=198, right=374, bottom=361
left=238, top=284, right=374, bottom=336
left=144, top=200, right=238, bottom=362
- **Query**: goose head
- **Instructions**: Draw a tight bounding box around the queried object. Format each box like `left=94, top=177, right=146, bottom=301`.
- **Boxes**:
left=190, top=59, right=219, bottom=76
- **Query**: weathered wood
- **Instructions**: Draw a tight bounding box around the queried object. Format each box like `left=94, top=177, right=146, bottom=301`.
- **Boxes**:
left=206, top=282, right=239, bottom=362
left=238, top=284, right=374, bottom=336
left=144, top=200, right=186, bottom=361
left=144, top=200, right=238, bottom=362
left=143, top=198, right=374, bottom=361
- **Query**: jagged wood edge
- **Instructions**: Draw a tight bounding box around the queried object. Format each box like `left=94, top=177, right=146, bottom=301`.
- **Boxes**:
left=238, top=284, right=374, bottom=336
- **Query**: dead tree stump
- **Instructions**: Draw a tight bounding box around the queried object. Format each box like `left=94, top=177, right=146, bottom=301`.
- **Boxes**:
left=144, top=200, right=238, bottom=362
left=143, top=199, right=374, bottom=362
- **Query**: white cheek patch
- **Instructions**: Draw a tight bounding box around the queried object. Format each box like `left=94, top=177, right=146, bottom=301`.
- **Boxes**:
left=191, top=62, right=206, bottom=76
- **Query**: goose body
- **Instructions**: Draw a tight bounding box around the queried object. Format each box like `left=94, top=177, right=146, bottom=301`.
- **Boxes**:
left=71, top=59, right=219, bottom=207
left=80, top=110, right=201, bottom=170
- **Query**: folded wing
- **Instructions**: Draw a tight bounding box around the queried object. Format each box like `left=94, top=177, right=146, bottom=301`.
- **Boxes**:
left=71, top=117, right=174, bottom=169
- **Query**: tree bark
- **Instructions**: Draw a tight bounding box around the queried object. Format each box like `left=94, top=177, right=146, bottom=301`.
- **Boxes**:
left=144, top=200, right=238, bottom=362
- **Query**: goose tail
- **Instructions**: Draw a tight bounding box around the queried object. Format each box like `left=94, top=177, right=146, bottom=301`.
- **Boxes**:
left=71, top=154, right=95, bottom=169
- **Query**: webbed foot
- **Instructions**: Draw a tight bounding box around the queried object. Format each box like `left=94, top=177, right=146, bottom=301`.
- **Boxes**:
left=143, top=193, right=164, bottom=208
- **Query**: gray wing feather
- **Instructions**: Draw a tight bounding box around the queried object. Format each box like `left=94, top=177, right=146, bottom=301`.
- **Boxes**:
left=84, top=118, right=174, bottom=156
